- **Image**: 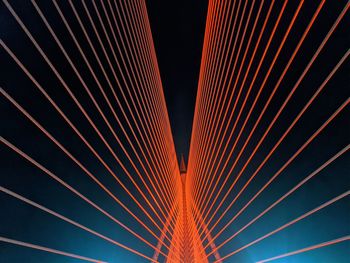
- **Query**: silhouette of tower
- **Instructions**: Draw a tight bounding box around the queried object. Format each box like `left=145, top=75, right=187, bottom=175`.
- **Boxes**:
left=179, top=154, right=193, bottom=262
left=180, top=154, right=187, bottom=175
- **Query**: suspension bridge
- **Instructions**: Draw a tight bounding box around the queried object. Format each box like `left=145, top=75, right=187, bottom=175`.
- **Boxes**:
left=1, top=0, right=349, bottom=262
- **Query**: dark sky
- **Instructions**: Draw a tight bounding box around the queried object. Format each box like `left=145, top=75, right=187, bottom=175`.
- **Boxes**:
left=145, top=0, right=208, bottom=159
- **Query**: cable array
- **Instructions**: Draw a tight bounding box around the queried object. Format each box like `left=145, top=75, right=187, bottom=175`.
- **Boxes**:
left=1, top=0, right=349, bottom=262
left=1, top=0, right=181, bottom=261
left=187, top=0, right=349, bottom=262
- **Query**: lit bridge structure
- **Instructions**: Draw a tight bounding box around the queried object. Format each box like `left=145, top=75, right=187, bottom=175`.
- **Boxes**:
left=1, top=0, right=349, bottom=262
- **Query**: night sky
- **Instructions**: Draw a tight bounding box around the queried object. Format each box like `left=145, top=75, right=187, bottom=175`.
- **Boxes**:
left=146, top=0, right=208, bottom=158
left=1, top=0, right=350, bottom=262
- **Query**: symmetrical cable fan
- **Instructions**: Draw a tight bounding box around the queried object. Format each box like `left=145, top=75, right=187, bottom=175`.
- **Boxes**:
left=1, top=0, right=349, bottom=262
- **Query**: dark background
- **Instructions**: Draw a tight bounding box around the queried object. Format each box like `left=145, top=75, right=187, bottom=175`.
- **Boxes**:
left=1, top=0, right=349, bottom=262
left=146, top=0, right=208, bottom=159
